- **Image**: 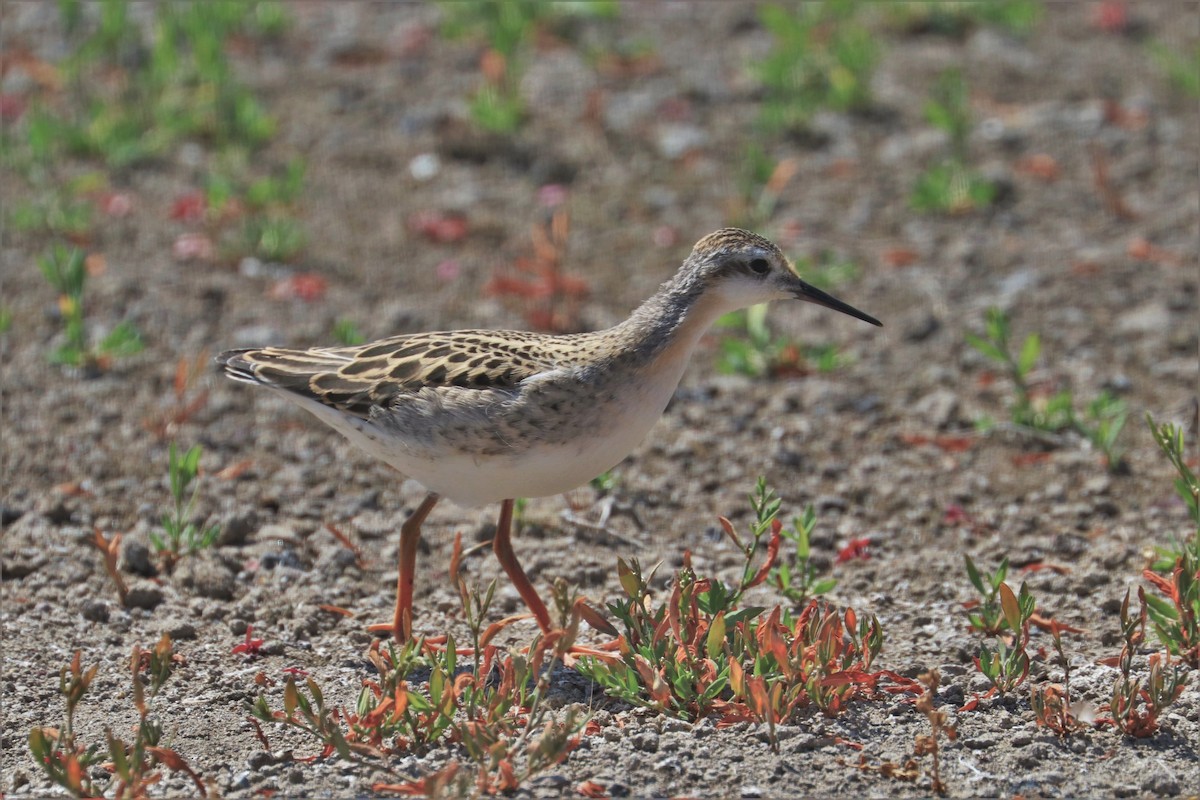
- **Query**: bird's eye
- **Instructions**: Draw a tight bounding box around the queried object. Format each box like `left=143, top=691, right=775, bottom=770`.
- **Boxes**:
left=748, top=258, right=770, bottom=275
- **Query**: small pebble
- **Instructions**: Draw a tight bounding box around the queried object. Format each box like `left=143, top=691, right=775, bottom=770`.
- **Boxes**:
left=121, top=541, right=156, bottom=576
left=81, top=598, right=110, bottom=622
left=163, top=619, right=197, bottom=640
left=124, top=582, right=164, bottom=610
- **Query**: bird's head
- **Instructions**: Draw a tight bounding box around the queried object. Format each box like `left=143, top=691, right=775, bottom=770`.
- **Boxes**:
left=686, top=228, right=882, bottom=326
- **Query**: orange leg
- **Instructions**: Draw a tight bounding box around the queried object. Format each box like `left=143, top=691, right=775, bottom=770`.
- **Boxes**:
left=493, top=498, right=552, bottom=632
left=368, top=492, right=439, bottom=642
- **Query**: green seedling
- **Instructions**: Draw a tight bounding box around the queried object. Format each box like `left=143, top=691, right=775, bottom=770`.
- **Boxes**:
left=10, top=192, right=93, bottom=238
left=1146, top=414, right=1200, bottom=576
left=911, top=159, right=996, bottom=215
left=439, top=0, right=551, bottom=133
left=1105, top=590, right=1190, bottom=736
left=963, top=555, right=1034, bottom=635
left=38, top=244, right=144, bottom=369
left=199, top=159, right=309, bottom=263
left=1149, top=40, right=1200, bottom=98
left=771, top=503, right=838, bottom=605
left=151, top=443, right=220, bottom=567
left=717, top=303, right=848, bottom=379
left=886, top=0, right=1041, bottom=39
left=589, top=470, right=618, bottom=493
left=967, top=307, right=1128, bottom=469
left=754, top=0, right=879, bottom=133
left=732, top=146, right=798, bottom=228
left=469, top=86, right=525, bottom=135
left=331, top=319, right=366, bottom=346
left=0, top=306, right=12, bottom=335
left=974, top=581, right=1034, bottom=694
left=911, top=70, right=996, bottom=214
left=244, top=216, right=306, bottom=262
left=29, top=636, right=205, bottom=798
left=19, top=1, right=284, bottom=172
left=794, top=251, right=860, bottom=293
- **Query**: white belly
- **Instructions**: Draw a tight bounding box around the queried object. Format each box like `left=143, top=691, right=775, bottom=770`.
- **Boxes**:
left=277, top=350, right=689, bottom=507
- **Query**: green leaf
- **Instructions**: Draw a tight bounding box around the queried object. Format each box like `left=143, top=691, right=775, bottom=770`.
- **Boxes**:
left=706, top=611, right=727, bottom=661
left=998, top=582, right=1021, bottom=633
left=964, top=555, right=985, bottom=595
left=1017, top=333, right=1040, bottom=377
left=965, top=333, right=1006, bottom=364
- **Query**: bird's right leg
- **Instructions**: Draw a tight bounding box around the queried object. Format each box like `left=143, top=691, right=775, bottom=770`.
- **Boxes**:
left=368, top=492, right=439, bottom=642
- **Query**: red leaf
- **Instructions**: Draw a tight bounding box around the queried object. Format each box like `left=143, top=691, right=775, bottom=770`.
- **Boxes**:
left=0, top=93, right=27, bottom=122
left=882, top=247, right=919, bottom=268
left=746, top=519, right=782, bottom=588
left=577, top=780, right=609, bottom=798
left=1090, top=1, right=1129, bottom=33
left=408, top=211, right=468, bottom=243
left=97, top=191, right=134, bottom=217
left=268, top=273, right=327, bottom=302
left=1011, top=451, right=1054, bottom=468
left=836, top=538, right=870, bottom=564
left=1014, top=153, right=1061, bottom=182
left=1019, top=562, right=1071, bottom=575
left=232, top=626, right=265, bottom=658
left=170, top=191, right=207, bottom=223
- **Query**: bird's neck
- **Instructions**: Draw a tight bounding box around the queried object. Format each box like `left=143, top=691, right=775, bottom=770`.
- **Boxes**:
left=606, top=277, right=731, bottom=374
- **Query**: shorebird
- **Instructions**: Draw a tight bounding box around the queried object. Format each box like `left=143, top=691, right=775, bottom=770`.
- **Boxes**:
left=218, top=228, right=881, bottom=641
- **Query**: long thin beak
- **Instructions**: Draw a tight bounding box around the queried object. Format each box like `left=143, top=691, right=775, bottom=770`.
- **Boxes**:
left=792, top=279, right=882, bottom=327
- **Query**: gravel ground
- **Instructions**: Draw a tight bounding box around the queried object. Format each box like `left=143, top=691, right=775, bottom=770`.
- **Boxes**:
left=2, top=2, right=1198, bottom=798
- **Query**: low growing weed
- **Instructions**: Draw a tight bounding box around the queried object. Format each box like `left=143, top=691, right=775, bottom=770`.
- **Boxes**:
left=967, top=307, right=1128, bottom=469
left=152, top=443, right=220, bottom=569
left=250, top=534, right=590, bottom=794
left=1149, top=39, right=1200, bottom=98
left=1102, top=590, right=1190, bottom=737
left=38, top=244, right=144, bottom=370
left=754, top=0, right=879, bottom=134
left=770, top=501, right=838, bottom=605
left=484, top=209, right=588, bottom=333
left=1030, top=620, right=1095, bottom=736
left=579, top=479, right=914, bottom=747
left=716, top=303, right=848, bottom=379
left=885, top=0, right=1041, bottom=38
left=1142, top=415, right=1200, bottom=666
left=911, top=69, right=996, bottom=214
left=29, top=636, right=205, bottom=798
left=973, top=580, right=1034, bottom=695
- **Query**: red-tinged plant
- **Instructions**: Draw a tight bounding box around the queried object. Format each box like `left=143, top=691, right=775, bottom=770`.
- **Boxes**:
left=913, top=669, right=956, bottom=795
left=170, top=190, right=207, bottom=223
left=484, top=209, right=588, bottom=333
left=144, top=350, right=211, bottom=439
left=1143, top=415, right=1200, bottom=667
left=92, top=527, right=128, bottom=605
left=30, top=636, right=206, bottom=799
left=836, top=537, right=870, bottom=563
left=1101, top=590, right=1190, bottom=737
left=249, top=540, right=592, bottom=791
left=28, top=651, right=102, bottom=798
left=408, top=210, right=469, bottom=244
left=1031, top=621, right=1095, bottom=736
left=973, top=581, right=1034, bottom=695
left=1141, top=564, right=1199, bottom=668
left=580, top=479, right=912, bottom=744
left=232, top=626, right=265, bottom=659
